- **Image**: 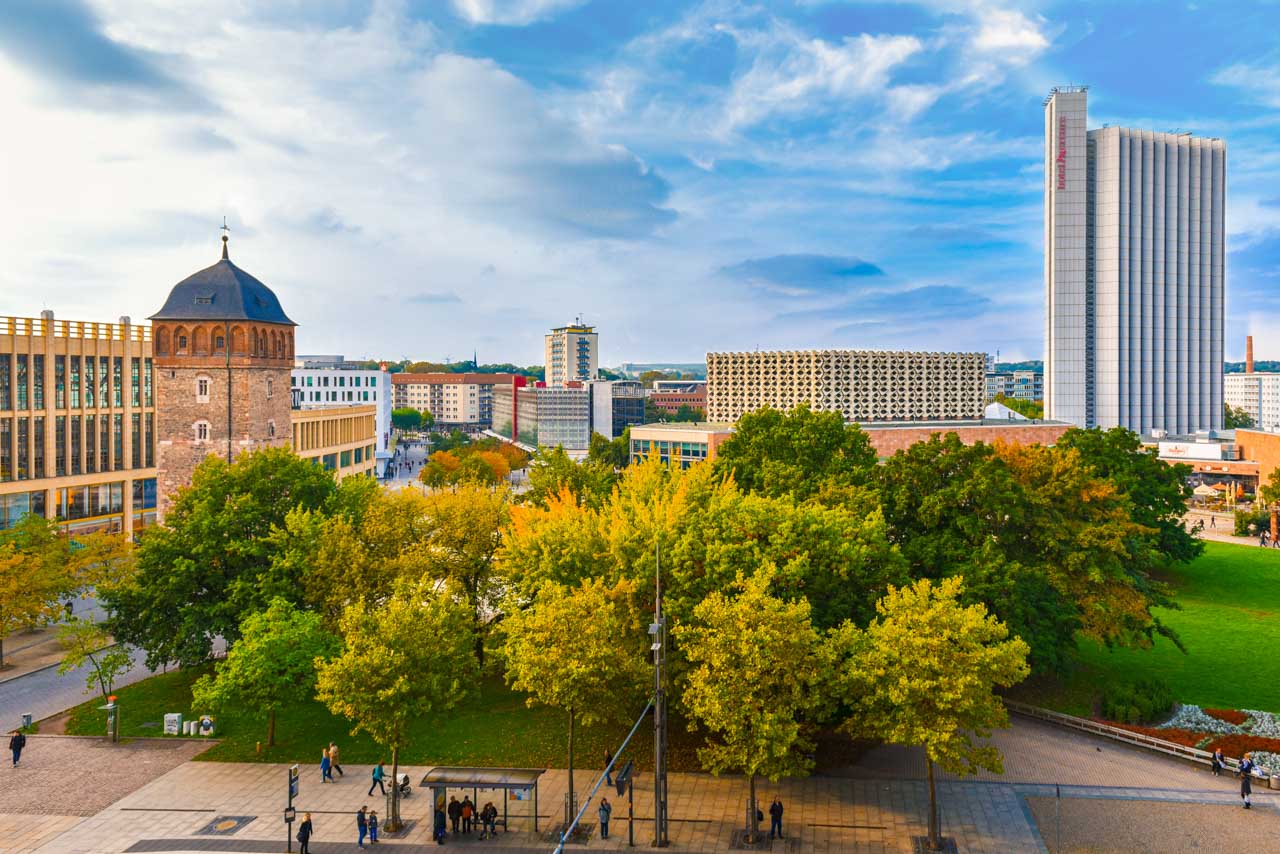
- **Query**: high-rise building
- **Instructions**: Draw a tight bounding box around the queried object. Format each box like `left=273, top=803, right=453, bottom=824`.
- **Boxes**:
left=545, top=321, right=598, bottom=387
left=149, top=235, right=296, bottom=516
left=705, top=349, right=985, bottom=424
left=588, top=379, right=645, bottom=439
left=1044, top=86, right=1225, bottom=434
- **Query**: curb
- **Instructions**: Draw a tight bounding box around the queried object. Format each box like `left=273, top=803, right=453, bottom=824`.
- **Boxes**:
left=0, top=642, right=122, bottom=686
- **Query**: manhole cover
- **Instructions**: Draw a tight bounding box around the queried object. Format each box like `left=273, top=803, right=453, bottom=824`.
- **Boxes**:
left=196, top=815, right=256, bottom=835
left=729, top=829, right=774, bottom=849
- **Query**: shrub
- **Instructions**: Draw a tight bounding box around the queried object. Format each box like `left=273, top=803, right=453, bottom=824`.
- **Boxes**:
left=1101, top=677, right=1175, bottom=724
left=1205, top=708, right=1249, bottom=726
left=1234, top=508, right=1270, bottom=536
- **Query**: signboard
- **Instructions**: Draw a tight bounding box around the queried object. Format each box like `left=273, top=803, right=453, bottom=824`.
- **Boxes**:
left=284, top=806, right=297, bottom=824
left=198, top=715, right=215, bottom=736
left=289, top=765, right=300, bottom=799
left=1159, top=441, right=1236, bottom=461
left=1056, top=116, right=1067, bottom=190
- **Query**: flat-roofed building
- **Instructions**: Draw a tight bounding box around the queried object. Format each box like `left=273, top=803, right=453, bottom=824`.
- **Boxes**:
left=0, top=313, right=158, bottom=533
left=545, top=322, right=598, bottom=387
left=392, top=372, right=519, bottom=430
left=706, top=349, right=985, bottom=424
left=290, top=404, right=377, bottom=480
left=492, top=382, right=591, bottom=450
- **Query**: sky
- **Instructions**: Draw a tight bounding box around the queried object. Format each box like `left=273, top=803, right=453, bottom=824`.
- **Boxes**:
left=3, top=1, right=1280, bottom=367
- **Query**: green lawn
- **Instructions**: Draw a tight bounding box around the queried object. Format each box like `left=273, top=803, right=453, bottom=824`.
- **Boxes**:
left=64, top=668, right=716, bottom=770
left=1011, top=540, right=1280, bottom=715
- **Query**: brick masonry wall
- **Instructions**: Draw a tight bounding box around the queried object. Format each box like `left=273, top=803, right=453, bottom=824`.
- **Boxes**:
left=864, top=422, right=1072, bottom=457
left=155, top=364, right=292, bottom=516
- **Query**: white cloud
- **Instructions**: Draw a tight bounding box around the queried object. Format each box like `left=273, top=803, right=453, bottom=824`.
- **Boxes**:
left=970, top=7, right=1049, bottom=62
left=450, top=0, right=587, bottom=26
left=1213, top=62, right=1280, bottom=108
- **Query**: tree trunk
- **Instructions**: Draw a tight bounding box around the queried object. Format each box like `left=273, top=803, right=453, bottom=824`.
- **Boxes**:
left=926, top=757, right=940, bottom=850
left=267, top=709, right=276, bottom=747
left=748, top=772, right=758, bottom=843
left=0, top=635, right=6, bottom=668
left=567, top=707, right=576, bottom=827
left=389, top=746, right=402, bottom=831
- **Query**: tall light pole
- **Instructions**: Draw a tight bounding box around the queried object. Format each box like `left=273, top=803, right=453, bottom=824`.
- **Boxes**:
left=650, top=540, right=669, bottom=847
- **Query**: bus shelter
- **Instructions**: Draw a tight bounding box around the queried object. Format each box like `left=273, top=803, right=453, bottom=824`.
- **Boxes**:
left=419, top=767, right=545, bottom=834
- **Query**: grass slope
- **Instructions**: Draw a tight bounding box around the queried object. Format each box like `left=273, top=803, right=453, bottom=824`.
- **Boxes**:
left=1014, top=540, right=1280, bottom=715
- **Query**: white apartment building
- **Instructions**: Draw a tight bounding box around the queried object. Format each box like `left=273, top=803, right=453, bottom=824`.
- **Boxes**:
left=1044, top=86, right=1225, bottom=434
left=705, top=349, right=985, bottom=424
left=1225, top=373, right=1280, bottom=433
left=545, top=322, right=598, bottom=387
left=391, top=373, right=516, bottom=429
left=290, top=362, right=392, bottom=456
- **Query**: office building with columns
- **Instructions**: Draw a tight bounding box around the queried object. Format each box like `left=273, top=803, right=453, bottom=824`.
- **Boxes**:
left=1044, top=86, right=1225, bottom=434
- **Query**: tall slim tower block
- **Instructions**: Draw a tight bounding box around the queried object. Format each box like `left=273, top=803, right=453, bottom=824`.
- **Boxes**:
left=1044, top=87, right=1225, bottom=434
left=149, top=235, right=296, bottom=515
left=544, top=321, right=598, bottom=387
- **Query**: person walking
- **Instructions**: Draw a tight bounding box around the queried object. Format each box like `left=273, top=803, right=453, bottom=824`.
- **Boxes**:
left=369, top=762, right=387, bottom=796
left=1212, top=748, right=1225, bottom=776
left=357, top=806, right=369, bottom=847
left=1210, top=515, right=1217, bottom=528
left=769, top=797, right=785, bottom=840
left=448, top=796, right=462, bottom=834
left=433, top=806, right=447, bottom=845
left=1240, top=753, right=1255, bottom=809
left=480, top=802, right=498, bottom=839
left=461, top=797, right=475, bottom=834
left=368, top=810, right=379, bottom=844
left=296, top=813, right=313, bottom=854
left=329, top=742, right=344, bottom=778
left=320, top=747, right=333, bottom=783
left=598, top=797, right=612, bottom=840
left=9, top=730, right=26, bottom=767
left=605, top=749, right=614, bottom=786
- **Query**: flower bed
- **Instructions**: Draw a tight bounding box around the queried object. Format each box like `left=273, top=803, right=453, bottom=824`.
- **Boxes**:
left=1204, top=733, right=1280, bottom=759
left=1243, top=710, right=1280, bottom=738
left=1158, top=704, right=1243, bottom=735
left=1101, top=721, right=1203, bottom=748
left=1205, top=708, right=1249, bottom=726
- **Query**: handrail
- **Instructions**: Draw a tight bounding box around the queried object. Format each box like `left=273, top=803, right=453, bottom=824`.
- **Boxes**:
left=0, top=316, right=151, bottom=342
left=1004, top=700, right=1272, bottom=778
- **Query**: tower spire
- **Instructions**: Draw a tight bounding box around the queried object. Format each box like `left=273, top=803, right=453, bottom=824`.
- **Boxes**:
left=220, top=217, right=231, bottom=260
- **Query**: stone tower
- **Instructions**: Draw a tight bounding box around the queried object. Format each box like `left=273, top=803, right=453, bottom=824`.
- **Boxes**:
left=149, top=234, right=296, bottom=516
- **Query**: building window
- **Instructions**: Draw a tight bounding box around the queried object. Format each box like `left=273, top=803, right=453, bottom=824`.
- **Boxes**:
left=99, top=356, right=109, bottom=406
left=194, top=421, right=210, bottom=442
left=112, top=414, right=123, bottom=470
left=84, top=357, right=95, bottom=407
left=85, top=414, right=97, bottom=474
left=144, top=359, right=153, bottom=407
left=32, top=416, right=44, bottom=478
left=177, top=335, right=188, bottom=351
left=268, top=420, right=276, bottom=439
left=69, top=356, right=80, bottom=408
left=131, top=358, right=141, bottom=406
left=266, top=377, right=273, bottom=398
left=33, top=355, right=43, bottom=409
left=196, top=376, right=211, bottom=403
left=113, top=358, right=123, bottom=407
left=214, top=335, right=225, bottom=351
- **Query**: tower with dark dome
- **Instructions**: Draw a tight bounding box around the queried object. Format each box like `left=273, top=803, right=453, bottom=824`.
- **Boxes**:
left=149, top=233, right=295, bottom=515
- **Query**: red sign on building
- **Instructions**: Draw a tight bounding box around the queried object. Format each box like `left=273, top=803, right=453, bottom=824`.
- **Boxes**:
left=1056, top=116, right=1067, bottom=190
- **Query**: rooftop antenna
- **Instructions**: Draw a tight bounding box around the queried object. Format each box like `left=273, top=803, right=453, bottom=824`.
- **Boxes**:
left=220, top=216, right=231, bottom=260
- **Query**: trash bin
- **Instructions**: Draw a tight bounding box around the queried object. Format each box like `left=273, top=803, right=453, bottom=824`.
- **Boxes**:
left=21, top=713, right=32, bottom=729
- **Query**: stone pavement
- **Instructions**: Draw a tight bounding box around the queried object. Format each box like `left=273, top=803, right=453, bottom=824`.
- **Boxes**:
left=7, top=716, right=1278, bottom=853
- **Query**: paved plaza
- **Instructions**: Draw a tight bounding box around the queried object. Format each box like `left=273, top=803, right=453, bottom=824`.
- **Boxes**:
left=1, top=715, right=1273, bottom=853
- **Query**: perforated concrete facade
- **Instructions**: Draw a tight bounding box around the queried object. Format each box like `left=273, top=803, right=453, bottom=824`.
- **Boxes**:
left=705, top=350, right=985, bottom=424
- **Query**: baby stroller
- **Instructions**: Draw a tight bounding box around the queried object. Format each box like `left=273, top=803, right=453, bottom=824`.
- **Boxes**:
left=396, top=773, right=412, bottom=797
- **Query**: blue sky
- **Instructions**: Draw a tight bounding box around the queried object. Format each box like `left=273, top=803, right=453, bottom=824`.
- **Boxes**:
left=2, top=0, right=1279, bottom=365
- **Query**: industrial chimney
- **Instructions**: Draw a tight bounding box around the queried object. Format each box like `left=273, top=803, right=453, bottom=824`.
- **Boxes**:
left=1247, top=335, right=1255, bottom=374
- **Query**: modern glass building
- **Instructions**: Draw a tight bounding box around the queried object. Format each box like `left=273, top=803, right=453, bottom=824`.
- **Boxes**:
left=1045, top=86, right=1225, bottom=434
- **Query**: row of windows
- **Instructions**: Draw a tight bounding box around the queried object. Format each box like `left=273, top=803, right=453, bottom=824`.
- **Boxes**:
left=0, top=413, right=154, bottom=483
left=192, top=419, right=276, bottom=442
left=297, top=390, right=375, bottom=403
left=293, top=374, right=381, bottom=388
left=0, top=355, right=154, bottom=412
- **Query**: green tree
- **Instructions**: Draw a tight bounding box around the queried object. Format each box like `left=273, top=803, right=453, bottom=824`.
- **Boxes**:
left=0, top=515, right=122, bottom=666
left=1058, top=427, right=1203, bottom=565
left=672, top=404, right=704, bottom=422
left=832, top=578, right=1029, bottom=851
left=712, top=405, right=878, bottom=502
left=675, top=569, right=830, bottom=842
left=391, top=407, right=424, bottom=431
left=643, top=398, right=667, bottom=423
left=316, top=580, right=474, bottom=830
left=56, top=618, right=133, bottom=702
left=522, top=446, right=618, bottom=509
left=191, top=598, right=338, bottom=746
left=502, top=577, right=649, bottom=820
left=991, top=394, right=1044, bottom=419
left=429, top=430, right=473, bottom=453
left=588, top=428, right=631, bottom=469
left=1225, top=404, right=1255, bottom=429
left=105, top=447, right=338, bottom=668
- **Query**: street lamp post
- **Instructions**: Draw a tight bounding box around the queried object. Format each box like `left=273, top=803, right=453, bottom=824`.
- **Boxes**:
left=650, top=541, right=669, bottom=847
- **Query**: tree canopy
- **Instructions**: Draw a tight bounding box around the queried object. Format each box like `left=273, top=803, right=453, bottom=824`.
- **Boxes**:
left=105, top=447, right=340, bottom=668
left=391, top=407, right=426, bottom=431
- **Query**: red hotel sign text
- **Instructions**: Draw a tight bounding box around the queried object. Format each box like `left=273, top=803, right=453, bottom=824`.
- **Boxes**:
left=1056, top=116, right=1067, bottom=190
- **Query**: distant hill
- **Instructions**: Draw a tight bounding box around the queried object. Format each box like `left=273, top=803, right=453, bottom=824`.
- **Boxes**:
left=1226, top=362, right=1280, bottom=374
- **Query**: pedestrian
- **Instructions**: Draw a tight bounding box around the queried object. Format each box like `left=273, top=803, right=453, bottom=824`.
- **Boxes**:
left=329, top=741, right=344, bottom=777
left=434, top=806, right=447, bottom=845
left=369, top=761, right=387, bottom=796
left=1240, top=753, right=1255, bottom=809
left=1211, top=515, right=1217, bottom=528
left=598, top=797, right=612, bottom=840
left=357, top=805, right=369, bottom=847
left=9, top=730, right=25, bottom=767
left=461, top=796, right=475, bottom=834
left=448, top=796, right=462, bottom=834
left=605, top=749, right=614, bottom=786
left=480, top=802, right=498, bottom=839
left=1212, top=748, right=1225, bottom=776
left=320, top=747, right=333, bottom=783
left=769, top=797, right=784, bottom=840
left=368, top=810, right=379, bottom=844
left=297, top=812, right=313, bottom=854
